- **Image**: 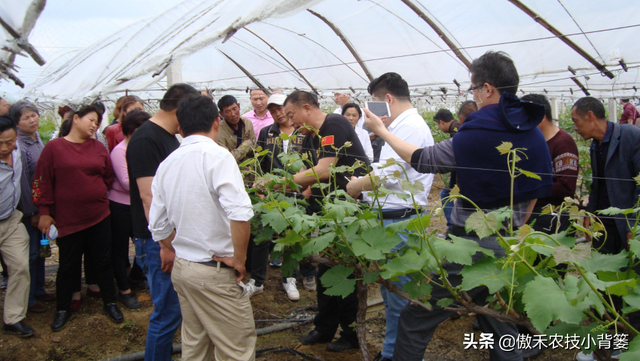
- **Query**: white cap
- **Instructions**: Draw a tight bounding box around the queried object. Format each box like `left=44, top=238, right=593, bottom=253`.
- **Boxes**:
left=267, top=93, right=287, bottom=107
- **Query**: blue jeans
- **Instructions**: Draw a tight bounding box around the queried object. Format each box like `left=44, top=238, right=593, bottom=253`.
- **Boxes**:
left=440, top=188, right=454, bottom=231
left=133, top=237, right=182, bottom=361
left=380, top=214, right=416, bottom=359
left=22, top=220, right=45, bottom=306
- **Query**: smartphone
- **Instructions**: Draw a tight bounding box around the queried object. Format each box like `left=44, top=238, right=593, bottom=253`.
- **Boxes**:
left=365, top=101, right=390, bottom=118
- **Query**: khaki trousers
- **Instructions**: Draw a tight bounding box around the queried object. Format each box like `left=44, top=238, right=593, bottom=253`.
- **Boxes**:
left=171, top=257, right=256, bottom=361
left=0, top=210, right=30, bottom=324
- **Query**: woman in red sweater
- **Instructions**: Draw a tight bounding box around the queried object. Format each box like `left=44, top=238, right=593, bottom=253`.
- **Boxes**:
left=33, top=104, right=124, bottom=332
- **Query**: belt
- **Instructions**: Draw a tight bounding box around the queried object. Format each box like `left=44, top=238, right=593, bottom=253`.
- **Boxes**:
left=381, top=208, right=418, bottom=219
left=196, top=260, right=231, bottom=269
left=449, top=225, right=507, bottom=238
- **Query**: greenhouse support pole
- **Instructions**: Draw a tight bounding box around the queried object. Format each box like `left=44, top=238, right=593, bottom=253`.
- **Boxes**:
left=166, top=58, right=182, bottom=86
left=608, top=98, right=617, bottom=123
left=219, top=50, right=271, bottom=96
left=551, top=97, right=559, bottom=122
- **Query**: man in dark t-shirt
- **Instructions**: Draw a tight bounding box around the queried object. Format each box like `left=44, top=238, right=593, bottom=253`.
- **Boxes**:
left=126, top=83, right=199, bottom=361
left=283, top=90, right=369, bottom=352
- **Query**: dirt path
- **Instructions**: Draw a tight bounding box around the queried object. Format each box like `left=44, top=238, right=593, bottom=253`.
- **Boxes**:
left=0, top=175, right=577, bottom=360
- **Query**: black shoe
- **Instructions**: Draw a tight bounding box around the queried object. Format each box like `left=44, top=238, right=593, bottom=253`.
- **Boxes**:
left=3, top=321, right=34, bottom=337
left=373, top=352, right=392, bottom=361
left=104, top=303, right=124, bottom=323
left=472, top=318, right=481, bottom=330
left=118, top=293, right=141, bottom=309
left=327, top=337, right=359, bottom=352
left=300, top=330, right=333, bottom=345
left=51, top=310, right=71, bottom=332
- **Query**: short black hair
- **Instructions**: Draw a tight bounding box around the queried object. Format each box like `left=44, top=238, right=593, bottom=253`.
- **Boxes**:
left=160, top=83, right=199, bottom=111
left=341, top=103, right=362, bottom=117
left=0, top=115, right=16, bottom=133
left=283, top=90, right=319, bottom=108
left=621, top=98, right=630, bottom=103
left=470, top=51, right=519, bottom=95
left=177, top=94, right=220, bottom=137
left=434, top=109, right=454, bottom=122
left=573, top=97, right=606, bottom=120
left=217, top=95, right=238, bottom=112
left=521, top=94, right=552, bottom=121
left=8, top=100, right=39, bottom=126
left=367, top=72, right=410, bottom=100
left=457, top=100, right=478, bottom=119
left=122, top=110, right=151, bottom=137
left=60, top=103, right=103, bottom=137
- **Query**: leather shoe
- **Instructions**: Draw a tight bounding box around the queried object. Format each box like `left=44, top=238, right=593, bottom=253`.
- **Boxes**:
left=118, top=293, right=141, bottom=309
left=35, top=292, right=55, bottom=302
left=327, top=337, right=359, bottom=352
left=300, top=330, right=333, bottom=345
left=28, top=302, right=46, bottom=313
left=70, top=295, right=82, bottom=312
left=51, top=310, right=71, bottom=332
left=3, top=321, right=34, bottom=337
left=373, top=352, right=392, bottom=361
left=104, top=303, right=124, bottom=323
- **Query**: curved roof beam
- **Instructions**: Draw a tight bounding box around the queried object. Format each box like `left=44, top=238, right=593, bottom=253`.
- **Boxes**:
left=243, top=27, right=319, bottom=94
left=400, top=0, right=472, bottom=70
left=507, top=0, right=614, bottom=79
left=218, top=50, right=271, bottom=96
left=307, top=9, right=374, bottom=82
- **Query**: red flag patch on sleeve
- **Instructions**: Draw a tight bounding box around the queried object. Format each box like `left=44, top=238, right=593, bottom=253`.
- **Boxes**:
left=321, top=135, right=334, bottom=146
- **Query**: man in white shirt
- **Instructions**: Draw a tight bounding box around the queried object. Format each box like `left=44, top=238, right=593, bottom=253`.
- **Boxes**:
left=149, top=94, right=256, bottom=361
left=346, top=72, right=433, bottom=361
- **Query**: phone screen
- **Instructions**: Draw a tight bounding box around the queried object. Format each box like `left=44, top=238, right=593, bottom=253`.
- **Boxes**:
left=366, top=101, right=390, bottom=117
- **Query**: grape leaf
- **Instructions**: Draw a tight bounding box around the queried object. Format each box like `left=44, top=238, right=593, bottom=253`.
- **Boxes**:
left=465, top=211, right=500, bottom=239
left=433, top=235, right=494, bottom=265
left=400, top=179, right=425, bottom=195
left=522, top=276, right=588, bottom=332
left=262, top=208, right=289, bottom=233
left=363, top=270, right=379, bottom=284
left=553, top=243, right=592, bottom=264
left=351, top=228, right=403, bottom=260
left=459, top=257, right=510, bottom=293
left=301, top=232, right=335, bottom=256
left=620, top=336, right=640, bottom=361
left=320, top=265, right=356, bottom=298
left=406, top=214, right=431, bottom=231
left=592, top=271, right=638, bottom=297
left=519, top=169, right=541, bottom=180
left=579, top=251, right=629, bottom=273
left=629, top=239, right=640, bottom=257
left=496, top=142, right=513, bottom=154
left=380, top=249, right=434, bottom=279
left=402, top=280, right=432, bottom=299
left=436, top=298, right=454, bottom=308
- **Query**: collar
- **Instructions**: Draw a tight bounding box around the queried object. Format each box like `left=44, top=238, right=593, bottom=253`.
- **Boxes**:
left=17, top=130, right=41, bottom=145
left=388, top=108, right=418, bottom=131
left=0, top=144, right=20, bottom=166
left=250, top=110, right=271, bottom=120
left=602, top=121, right=614, bottom=144
left=180, top=134, right=215, bottom=146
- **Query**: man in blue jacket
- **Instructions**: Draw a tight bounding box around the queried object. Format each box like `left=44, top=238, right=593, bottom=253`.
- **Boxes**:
left=572, top=97, right=640, bottom=253
left=364, top=51, right=553, bottom=361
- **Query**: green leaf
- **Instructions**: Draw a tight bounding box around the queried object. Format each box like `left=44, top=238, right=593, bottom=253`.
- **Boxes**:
left=519, top=169, right=541, bottom=180
left=465, top=210, right=500, bottom=239
left=402, top=280, right=432, bottom=299
left=522, top=276, right=588, bottom=332
left=400, top=179, right=425, bottom=195
left=262, top=208, right=289, bottom=233
left=254, top=226, right=275, bottom=244
left=579, top=251, right=629, bottom=273
left=623, top=292, right=640, bottom=313
left=281, top=251, right=299, bottom=278
left=433, top=235, right=494, bottom=265
left=363, top=270, right=379, bottom=284
left=620, top=335, right=640, bottom=361
left=629, top=239, right=640, bottom=257
left=406, top=214, right=431, bottom=231
left=277, top=230, right=303, bottom=245
left=319, top=265, right=356, bottom=298
left=380, top=249, right=433, bottom=279
left=597, top=207, right=624, bottom=216
left=496, top=141, right=513, bottom=155
left=301, top=232, right=335, bottom=256
left=459, top=257, right=510, bottom=293
left=553, top=243, right=592, bottom=264
left=351, top=228, right=403, bottom=260
left=593, top=271, right=638, bottom=296
left=436, top=298, right=454, bottom=308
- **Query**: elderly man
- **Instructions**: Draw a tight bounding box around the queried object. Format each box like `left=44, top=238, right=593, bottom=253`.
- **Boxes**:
left=150, top=94, right=256, bottom=361
left=364, top=51, right=552, bottom=361
left=217, top=95, right=256, bottom=164
left=0, top=115, right=34, bottom=337
left=242, top=89, right=273, bottom=137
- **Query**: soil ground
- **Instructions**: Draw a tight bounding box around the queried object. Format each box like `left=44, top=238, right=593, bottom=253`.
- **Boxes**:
left=0, top=175, right=578, bottom=360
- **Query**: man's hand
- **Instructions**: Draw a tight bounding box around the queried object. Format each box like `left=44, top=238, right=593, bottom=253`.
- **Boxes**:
left=30, top=214, right=40, bottom=229
left=213, top=255, right=246, bottom=283
left=363, top=108, right=386, bottom=135
left=160, top=247, right=175, bottom=273
left=38, top=215, right=55, bottom=236
left=346, top=176, right=363, bottom=199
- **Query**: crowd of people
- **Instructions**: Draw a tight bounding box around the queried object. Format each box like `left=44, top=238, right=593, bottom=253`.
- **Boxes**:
left=0, top=49, right=639, bottom=361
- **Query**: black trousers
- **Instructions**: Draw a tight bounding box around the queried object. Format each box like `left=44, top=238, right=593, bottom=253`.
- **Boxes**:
left=314, top=263, right=358, bottom=342
left=245, top=234, right=270, bottom=287
left=56, top=216, right=117, bottom=311
left=109, top=201, right=132, bottom=291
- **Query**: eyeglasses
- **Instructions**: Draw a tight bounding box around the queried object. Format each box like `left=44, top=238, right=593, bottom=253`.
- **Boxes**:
left=467, top=84, right=483, bottom=94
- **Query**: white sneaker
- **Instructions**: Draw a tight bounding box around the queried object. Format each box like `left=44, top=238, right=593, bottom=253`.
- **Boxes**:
left=283, top=278, right=300, bottom=301
left=303, top=276, right=316, bottom=291
left=245, top=279, right=264, bottom=298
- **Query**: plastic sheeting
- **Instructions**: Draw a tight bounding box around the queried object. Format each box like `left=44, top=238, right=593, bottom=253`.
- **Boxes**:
left=22, top=0, right=640, bottom=102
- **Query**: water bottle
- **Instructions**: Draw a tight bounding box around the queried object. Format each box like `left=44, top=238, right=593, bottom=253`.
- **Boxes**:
left=39, top=234, right=51, bottom=258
